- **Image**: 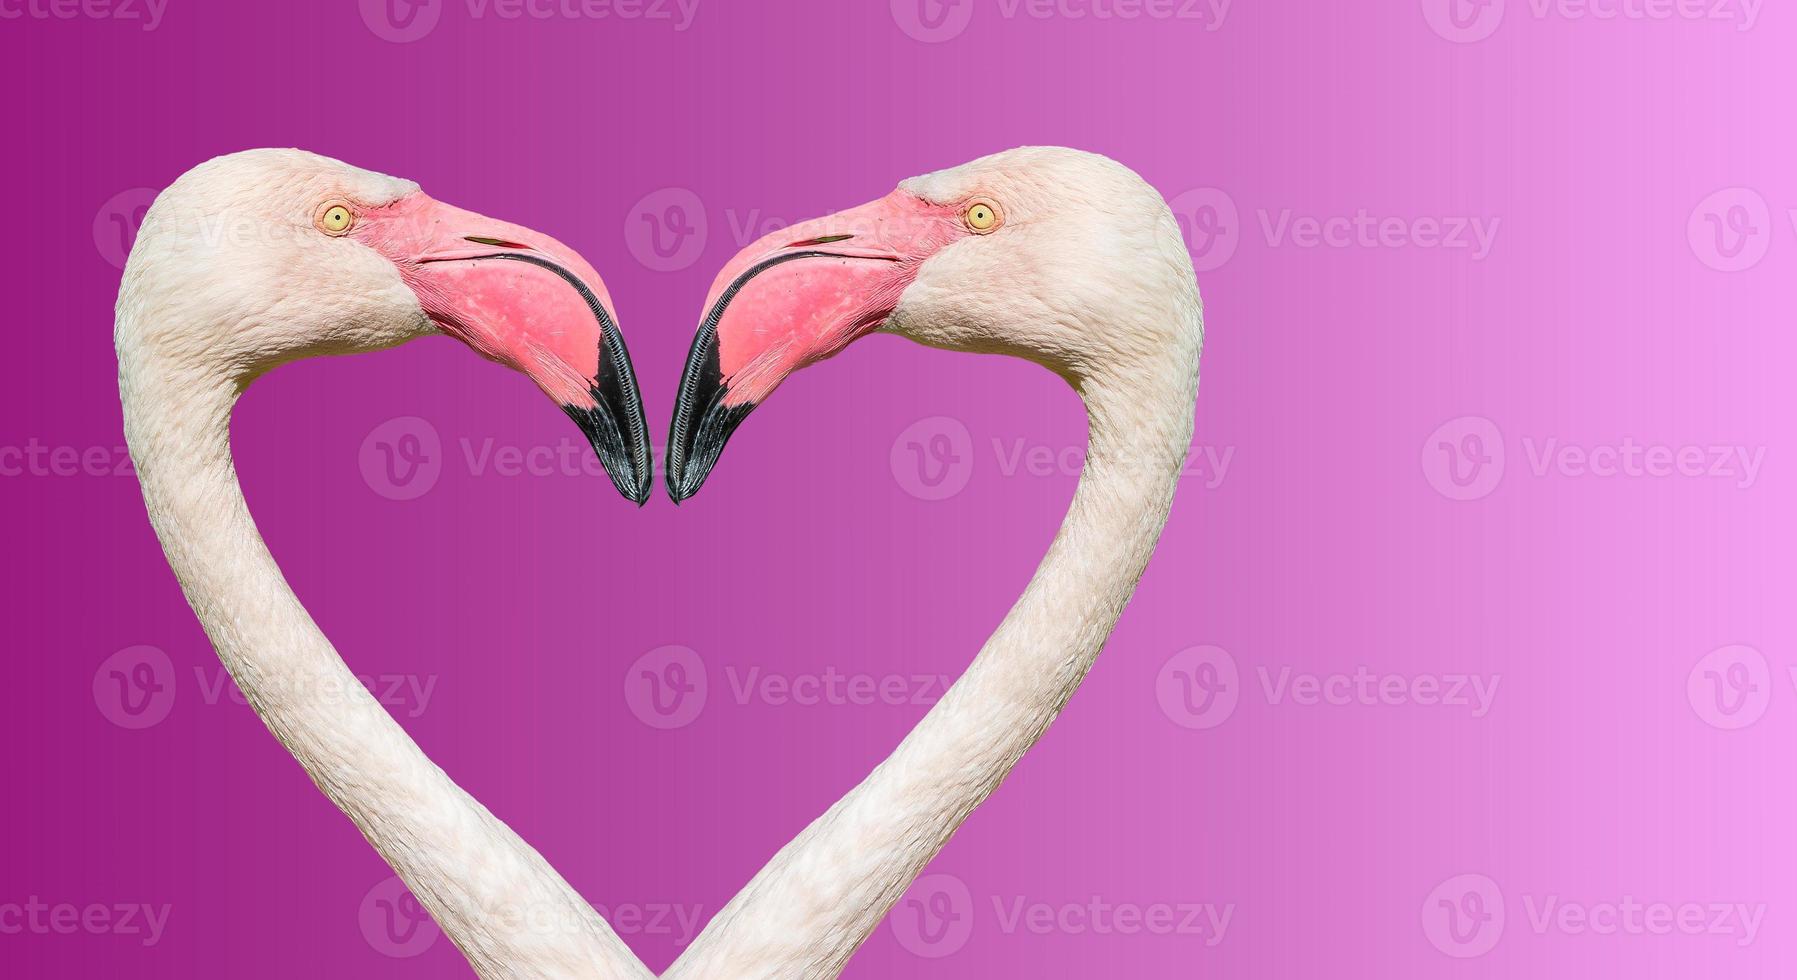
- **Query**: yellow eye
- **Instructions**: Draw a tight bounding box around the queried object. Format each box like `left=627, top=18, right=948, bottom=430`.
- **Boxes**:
left=319, top=204, right=354, bottom=235
left=965, top=200, right=1000, bottom=232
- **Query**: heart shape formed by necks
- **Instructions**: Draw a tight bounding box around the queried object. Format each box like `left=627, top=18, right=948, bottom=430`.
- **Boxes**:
left=120, top=145, right=1203, bottom=980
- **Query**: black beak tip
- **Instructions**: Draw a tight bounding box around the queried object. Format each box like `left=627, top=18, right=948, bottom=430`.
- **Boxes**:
left=562, top=397, right=652, bottom=507
left=625, top=469, right=651, bottom=507
left=664, top=395, right=758, bottom=504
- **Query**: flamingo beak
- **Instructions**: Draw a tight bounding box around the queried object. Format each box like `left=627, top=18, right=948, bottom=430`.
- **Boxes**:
left=361, top=192, right=652, bottom=504
left=665, top=190, right=965, bottom=502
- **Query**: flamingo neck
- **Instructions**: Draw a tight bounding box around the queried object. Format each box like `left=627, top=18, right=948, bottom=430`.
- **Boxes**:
left=670, top=359, right=1198, bottom=980
left=118, top=343, right=644, bottom=980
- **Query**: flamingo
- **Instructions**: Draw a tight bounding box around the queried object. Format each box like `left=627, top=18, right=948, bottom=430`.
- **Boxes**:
left=664, top=146, right=1204, bottom=977
left=116, top=149, right=655, bottom=979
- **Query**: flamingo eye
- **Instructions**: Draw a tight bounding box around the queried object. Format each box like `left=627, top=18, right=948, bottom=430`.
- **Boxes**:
left=964, top=200, right=1001, bottom=233
left=318, top=204, right=355, bottom=235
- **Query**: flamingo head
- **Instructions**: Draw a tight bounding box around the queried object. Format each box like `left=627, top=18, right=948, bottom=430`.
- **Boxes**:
left=117, top=148, right=652, bottom=503
left=664, top=146, right=1201, bottom=501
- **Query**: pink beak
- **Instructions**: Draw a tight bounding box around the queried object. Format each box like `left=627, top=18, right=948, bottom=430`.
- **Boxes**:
left=356, top=192, right=651, bottom=503
left=665, top=189, right=965, bottom=501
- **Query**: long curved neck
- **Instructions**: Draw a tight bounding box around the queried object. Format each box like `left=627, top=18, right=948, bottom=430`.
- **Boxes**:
left=120, top=348, right=649, bottom=980
left=669, top=360, right=1198, bottom=979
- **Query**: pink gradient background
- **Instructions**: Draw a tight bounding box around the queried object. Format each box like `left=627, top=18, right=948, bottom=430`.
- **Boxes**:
left=4, top=1, right=1794, bottom=976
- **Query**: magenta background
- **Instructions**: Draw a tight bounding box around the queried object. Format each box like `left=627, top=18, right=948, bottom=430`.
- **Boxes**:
left=4, top=0, right=1795, bottom=976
